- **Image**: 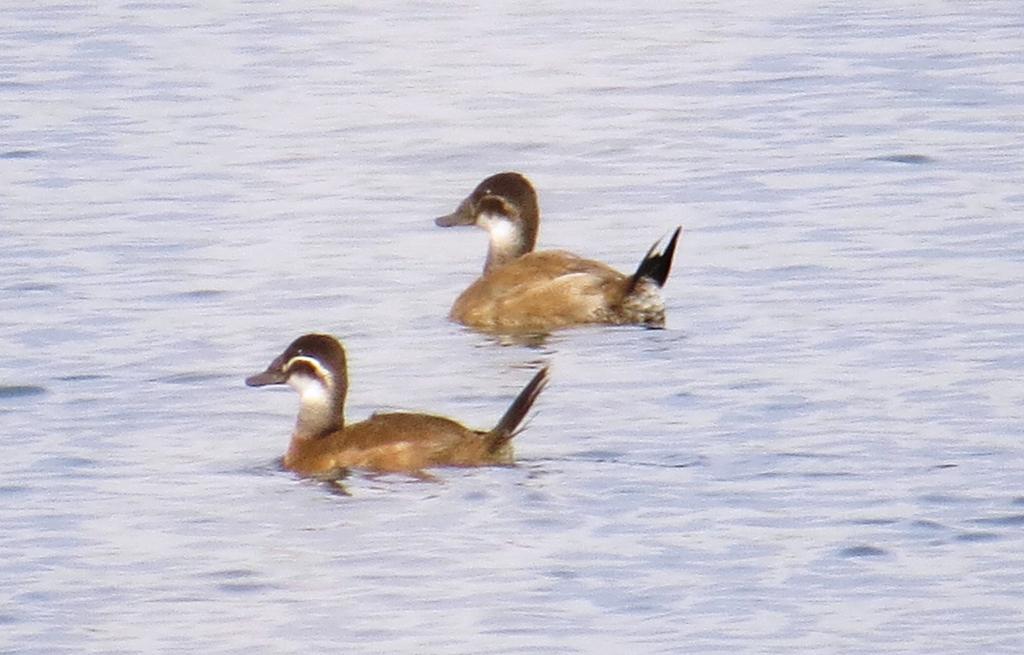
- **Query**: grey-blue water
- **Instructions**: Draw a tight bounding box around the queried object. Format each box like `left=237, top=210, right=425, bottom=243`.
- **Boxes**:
left=2, top=3, right=1023, bottom=653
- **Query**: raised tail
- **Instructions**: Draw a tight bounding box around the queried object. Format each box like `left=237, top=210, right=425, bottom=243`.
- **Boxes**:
left=487, top=365, right=550, bottom=452
left=627, top=226, right=682, bottom=293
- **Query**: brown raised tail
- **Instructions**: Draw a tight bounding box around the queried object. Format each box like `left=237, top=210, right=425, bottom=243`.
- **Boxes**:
left=627, top=226, right=682, bottom=293
left=487, top=366, right=550, bottom=452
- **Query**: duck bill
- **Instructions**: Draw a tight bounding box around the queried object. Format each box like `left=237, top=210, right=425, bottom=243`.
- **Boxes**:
left=435, top=198, right=476, bottom=227
left=245, top=368, right=287, bottom=387
left=245, top=355, right=288, bottom=387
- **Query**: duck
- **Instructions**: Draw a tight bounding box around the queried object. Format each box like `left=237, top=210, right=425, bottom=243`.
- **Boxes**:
left=245, top=333, right=549, bottom=477
left=434, top=171, right=682, bottom=333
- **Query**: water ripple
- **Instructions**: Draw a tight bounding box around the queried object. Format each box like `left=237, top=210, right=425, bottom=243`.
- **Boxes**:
left=867, top=153, right=936, bottom=165
left=0, top=385, right=47, bottom=399
left=838, top=545, right=889, bottom=558
left=973, top=514, right=1024, bottom=527
left=0, top=149, right=38, bottom=159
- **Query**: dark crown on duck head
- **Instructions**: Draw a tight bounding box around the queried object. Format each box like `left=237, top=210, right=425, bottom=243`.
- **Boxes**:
left=435, top=171, right=540, bottom=253
left=246, top=333, right=350, bottom=438
left=245, top=333, right=347, bottom=388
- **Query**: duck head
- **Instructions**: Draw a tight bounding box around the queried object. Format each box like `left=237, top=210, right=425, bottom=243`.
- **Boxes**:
left=435, top=171, right=540, bottom=271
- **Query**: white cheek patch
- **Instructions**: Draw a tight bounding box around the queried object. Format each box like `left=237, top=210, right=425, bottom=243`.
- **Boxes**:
left=285, top=356, right=333, bottom=409
left=479, top=213, right=520, bottom=249
left=288, top=372, right=331, bottom=408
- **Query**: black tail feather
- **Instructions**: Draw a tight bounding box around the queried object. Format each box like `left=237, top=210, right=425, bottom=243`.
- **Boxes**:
left=488, top=366, right=550, bottom=452
left=628, top=226, right=682, bottom=292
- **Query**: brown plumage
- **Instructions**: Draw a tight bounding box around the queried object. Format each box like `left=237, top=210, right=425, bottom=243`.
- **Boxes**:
left=435, top=172, right=681, bottom=333
left=246, top=333, right=549, bottom=477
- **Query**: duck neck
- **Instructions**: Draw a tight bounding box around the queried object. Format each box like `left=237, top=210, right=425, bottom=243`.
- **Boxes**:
left=290, top=372, right=346, bottom=440
left=482, top=213, right=536, bottom=273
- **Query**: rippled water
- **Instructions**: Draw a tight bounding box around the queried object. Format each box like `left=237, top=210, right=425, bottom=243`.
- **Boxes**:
left=3, top=3, right=1023, bottom=653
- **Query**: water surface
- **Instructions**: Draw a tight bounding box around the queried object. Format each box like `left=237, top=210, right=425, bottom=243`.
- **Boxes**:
left=2, top=3, right=1023, bottom=653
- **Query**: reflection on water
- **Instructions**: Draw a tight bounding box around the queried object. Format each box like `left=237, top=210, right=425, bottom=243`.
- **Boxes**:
left=2, top=2, right=1024, bottom=654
